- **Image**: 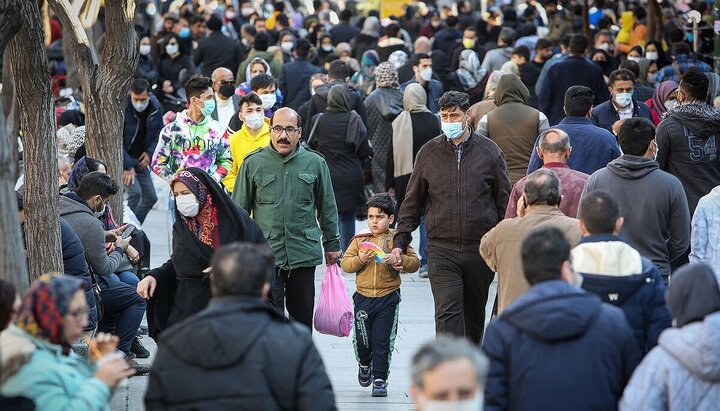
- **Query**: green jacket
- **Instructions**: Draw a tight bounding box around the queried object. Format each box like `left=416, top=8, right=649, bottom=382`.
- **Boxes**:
left=232, top=144, right=341, bottom=269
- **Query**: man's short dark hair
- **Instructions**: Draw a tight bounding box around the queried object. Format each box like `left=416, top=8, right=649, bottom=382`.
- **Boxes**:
left=238, top=92, right=263, bottom=110
left=568, top=34, right=589, bottom=55
left=535, top=38, right=552, bottom=51
left=295, top=38, right=312, bottom=58
left=206, top=15, right=223, bottom=31
left=523, top=168, right=561, bottom=206
left=340, top=9, right=352, bottom=21
left=210, top=242, right=275, bottom=297
left=76, top=171, right=119, bottom=200
left=445, top=15, right=458, bottom=27
left=366, top=193, right=396, bottom=217
left=411, top=52, right=431, bottom=67
left=275, top=14, right=289, bottom=27
left=521, top=227, right=570, bottom=285
left=512, top=45, right=530, bottom=61
left=184, top=76, right=213, bottom=100
left=385, top=23, right=401, bottom=38
left=680, top=67, right=709, bottom=101
left=499, top=27, right=516, bottom=45
left=241, top=23, right=256, bottom=37
left=564, top=86, right=594, bottom=116
left=438, top=91, right=470, bottom=111
left=578, top=190, right=620, bottom=234
left=618, top=117, right=655, bottom=156
left=250, top=73, right=276, bottom=91
left=619, top=60, right=640, bottom=79
left=130, top=78, right=150, bottom=94
left=671, top=42, right=691, bottom=57
left=608, top=69, right=635, bottom=86
left=15, top=191, right=23, bottom=211
left=324, top=53, right=340, bottom=64
left=560, top=34, right=572, bottom=49
left=328, top=60, right=350, bottom=80
left=253, top=32, right=270, bottom=51
left=189, top=15, right=205, bottom=27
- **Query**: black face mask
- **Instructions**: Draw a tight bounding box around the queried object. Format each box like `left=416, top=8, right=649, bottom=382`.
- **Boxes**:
left=219, top=83, right=235, bottom=98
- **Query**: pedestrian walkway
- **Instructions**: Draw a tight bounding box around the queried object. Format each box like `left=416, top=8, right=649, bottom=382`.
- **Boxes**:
left=111, top=182, right=495, bottom=410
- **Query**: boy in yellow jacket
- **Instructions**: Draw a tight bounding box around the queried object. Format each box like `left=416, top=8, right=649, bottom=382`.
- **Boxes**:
left=341, top=193, right=420, bottom=397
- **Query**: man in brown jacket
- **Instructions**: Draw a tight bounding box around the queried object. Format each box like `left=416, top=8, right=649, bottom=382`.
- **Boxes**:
left=391, top=91, right=512, bottom=344
left=480, top=168, right=582, bottom=313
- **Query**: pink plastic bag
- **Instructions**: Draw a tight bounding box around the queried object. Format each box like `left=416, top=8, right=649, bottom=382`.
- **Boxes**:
left=313, top=264, right=353, bottom=337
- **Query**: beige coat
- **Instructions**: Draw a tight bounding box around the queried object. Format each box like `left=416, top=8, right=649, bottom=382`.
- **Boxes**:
left=480, top=205, right=582, bottom=313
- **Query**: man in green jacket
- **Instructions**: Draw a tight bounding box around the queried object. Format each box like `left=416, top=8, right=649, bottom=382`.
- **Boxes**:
left=233, top=107, right=341, bottom=329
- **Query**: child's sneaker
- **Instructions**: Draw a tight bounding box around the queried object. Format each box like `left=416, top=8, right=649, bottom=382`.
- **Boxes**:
left=371, top=379, right=388, bottom=397
left=358, top=365, right=372, bottom=387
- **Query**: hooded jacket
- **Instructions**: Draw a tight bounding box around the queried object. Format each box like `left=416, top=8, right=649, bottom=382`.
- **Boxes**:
left=573, top=235, right=672, bottom=353
left=145, top=297, right=336, bottom=411
left=656, top=103, right=720, bottom=214
left=364, top=87, right=403, bottom=193
left=482, top=280, right=641, bottom=411
left=621, top=313, right=720, bottom=410
left=583, top=155, right=690, bottom=277
left=690, top=186, right=720, bottom=272
left=478, top=74, right=549, bottom=183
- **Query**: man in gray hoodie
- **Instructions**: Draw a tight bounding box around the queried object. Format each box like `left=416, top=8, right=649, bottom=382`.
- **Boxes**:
left=59, top=172, right=148, bottom=373
left=581, top=118, right=690, bottom=281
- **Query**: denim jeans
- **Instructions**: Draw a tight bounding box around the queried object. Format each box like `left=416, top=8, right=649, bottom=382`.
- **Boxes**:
left=339, top=210, right=357, bottom=252
left=98, top=274, right=146, bottom=354
left=126, top=167, right=158, bottom=224
left=116, top=270, right=139, bottom=287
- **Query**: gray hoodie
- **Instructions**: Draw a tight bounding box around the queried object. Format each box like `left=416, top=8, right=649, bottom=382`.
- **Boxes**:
left=58, top=195, right=125, bottom=276
left=583, top=155, right=691, bottom=277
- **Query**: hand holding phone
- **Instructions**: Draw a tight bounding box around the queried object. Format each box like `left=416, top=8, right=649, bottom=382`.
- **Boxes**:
left=121, top=224, right=136, bottom=239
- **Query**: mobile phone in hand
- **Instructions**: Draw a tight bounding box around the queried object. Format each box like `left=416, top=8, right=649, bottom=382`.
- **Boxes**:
left=121, top=224, right=136, bottom=239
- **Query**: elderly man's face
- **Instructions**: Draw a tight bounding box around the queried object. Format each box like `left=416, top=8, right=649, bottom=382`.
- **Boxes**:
left=412, top=358, right=481, bottom=410
left=270, top=109, right=301, bottom=156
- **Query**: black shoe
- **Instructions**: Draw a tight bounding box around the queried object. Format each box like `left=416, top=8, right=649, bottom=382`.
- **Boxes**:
left=131, top=337, right=150, bottom=359
left=371, top=379, right=387, bottom=397
left=358, top=365, right=372, bottom=387
left=127, top=358, right=151, bottom=376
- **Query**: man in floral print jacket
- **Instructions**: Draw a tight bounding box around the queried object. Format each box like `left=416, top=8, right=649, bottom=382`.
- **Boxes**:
left=152, top=76, right=233, bottom=184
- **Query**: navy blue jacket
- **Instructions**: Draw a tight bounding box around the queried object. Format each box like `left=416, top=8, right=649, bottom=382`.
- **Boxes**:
left=527, top=116, right=621, bottom=175
left=431, top=28, right=462, bottom=57
left=279, top=58, right=322, bottom=112
left=60, top=218, right=98, bottom=330
left=123, top=95, right=163, bottom=170
left=590, top=99, right=653, bottom=133
left=537, top=55, right=610, bottom=125
left=482, top=280, right=641, bottom=411
left=573, top=235, right=672, bottom=354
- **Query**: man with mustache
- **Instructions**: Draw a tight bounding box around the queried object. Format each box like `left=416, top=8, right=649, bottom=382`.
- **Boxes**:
left=232, top=107, right=341, bottom=330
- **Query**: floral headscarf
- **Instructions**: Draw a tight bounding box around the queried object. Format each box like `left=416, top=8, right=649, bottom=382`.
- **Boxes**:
left=375, top=62, right=400, bottom=89
left=173, top=170, right=220, bottom=248
left=16, top=274, right=85, bottom=352
left=456, top=49, right=486, bottom=91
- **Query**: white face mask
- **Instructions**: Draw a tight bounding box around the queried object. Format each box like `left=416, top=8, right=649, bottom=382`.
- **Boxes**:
left=244, top=112, right=264, bottom=129
left=420, top=67, right=433, bottom=82
left=422, top=395, right=483, bottom=411
left=664, top=99, right=679, bottom=111
left=627, top=56, right=641, bottom=63
left=93, top=200, right=106, bottom=218
left=241, top=7, right=254, bottom=17
left=165, top=43, right=179, bottom=55
left=139, top=45, right=152, bottom=56
left=176, top=193, right=199, bottom=217
left=647, top=72, right=657, bottom=84
left=645, top=51, right=658, bottom=61
left=598, top=42, right=611, bottom=52
left=613, top=92, right=632, bottom=108
left=281, top=41, right=294, bottom=53
left=259, top=93, right=277, bottom=110
left=132, top=99, right=149, bottom=112
left=225, top=11, right=236, bottom=19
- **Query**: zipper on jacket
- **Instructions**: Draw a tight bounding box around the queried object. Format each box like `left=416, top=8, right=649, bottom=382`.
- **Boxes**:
left=456, top=142, right=462, bottom=252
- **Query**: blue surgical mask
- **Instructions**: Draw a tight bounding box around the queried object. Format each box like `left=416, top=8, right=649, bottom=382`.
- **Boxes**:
left=441, top=120, right=465, bottom=140
left=179, top=27, right=191, bottom=38
left=613, top=92, right=632, bottom=108
left=198, top=98, right=216, bottom=116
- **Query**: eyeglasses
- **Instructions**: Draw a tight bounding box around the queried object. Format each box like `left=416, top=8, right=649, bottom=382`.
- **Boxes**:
left=216, top=80, right=235, bottom=86
left=270, top=125, right=300, bottom=135
left=66, top=307, right=89, bottom=320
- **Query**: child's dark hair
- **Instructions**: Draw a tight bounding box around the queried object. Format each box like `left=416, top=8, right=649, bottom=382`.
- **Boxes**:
left=366, top=193, right=396, bottom=217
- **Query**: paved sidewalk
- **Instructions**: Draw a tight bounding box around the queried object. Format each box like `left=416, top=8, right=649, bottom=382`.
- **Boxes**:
left=111, top=183, right=496, bottom=410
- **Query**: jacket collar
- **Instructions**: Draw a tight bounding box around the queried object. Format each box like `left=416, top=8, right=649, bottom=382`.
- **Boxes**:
left=577, top=233, right=624, bottom=245
left=543, top=162, right=569, bottom=169
left=526, top=204, right=565, bottom=216
left=64, top=192, right=93, bottom=213
left=559, top=116, right=593, bottom=125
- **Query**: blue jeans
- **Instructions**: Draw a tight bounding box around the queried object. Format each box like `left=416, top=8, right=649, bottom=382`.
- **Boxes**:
left=98, top=274, right=146, bottom=355
left=126, top=167, right=158, bottom=224
left=339, top=210, right=357, bottom=253
left=116, top=270, right=139, bottom=287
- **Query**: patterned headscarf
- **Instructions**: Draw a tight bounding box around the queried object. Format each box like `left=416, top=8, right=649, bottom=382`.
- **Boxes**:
left=65, top=126, right=86, bottom=159
left=456, top=49, right=486, bottom=91
left=388, top=50, right=408, bottom=70
left=173, top=170, right=220, bottom=248
left=375, top=62, right=399, bottom=89
left=16, top=274, right=85, bottom=352
left=67, top=157, right=91, bottom=192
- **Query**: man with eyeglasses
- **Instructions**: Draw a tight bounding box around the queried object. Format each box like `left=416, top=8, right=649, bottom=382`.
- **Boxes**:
left=152, top=76, right=232, bottom=185
left=210, top=67, right=240, bottom=131
left=232, top=107, right=341, bottom=330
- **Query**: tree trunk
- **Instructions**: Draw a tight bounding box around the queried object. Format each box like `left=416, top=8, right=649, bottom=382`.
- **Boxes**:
left=7, top=0, right=63, bottom=283
left=1, top=51, right=21, bottom=180
left=50, top=0, right=139, bottom=224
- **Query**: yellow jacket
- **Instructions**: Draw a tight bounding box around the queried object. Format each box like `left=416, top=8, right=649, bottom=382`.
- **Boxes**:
left=223, top=119, right=271, bottom=192
left=341, top=229, right=420, bottom=298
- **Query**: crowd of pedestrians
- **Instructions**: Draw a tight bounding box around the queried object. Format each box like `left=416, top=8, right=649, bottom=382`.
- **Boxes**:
left=3, top=0, right=720, bottom=409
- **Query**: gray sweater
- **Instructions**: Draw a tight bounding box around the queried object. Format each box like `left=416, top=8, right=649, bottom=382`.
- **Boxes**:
left=59, top=195, right=125, bottom=276
left=582, top=155, right=690, bottom=277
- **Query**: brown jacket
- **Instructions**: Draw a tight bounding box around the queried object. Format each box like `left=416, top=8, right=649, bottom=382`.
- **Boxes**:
left=341, top=229, right=420, bottom=298
left=480, top=205, right=582, bottom=313
left=394, top=132, right=511, bottom=253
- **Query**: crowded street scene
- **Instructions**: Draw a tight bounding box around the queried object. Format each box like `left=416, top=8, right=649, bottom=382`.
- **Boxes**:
left=0, top=0, right=720, bottom=409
